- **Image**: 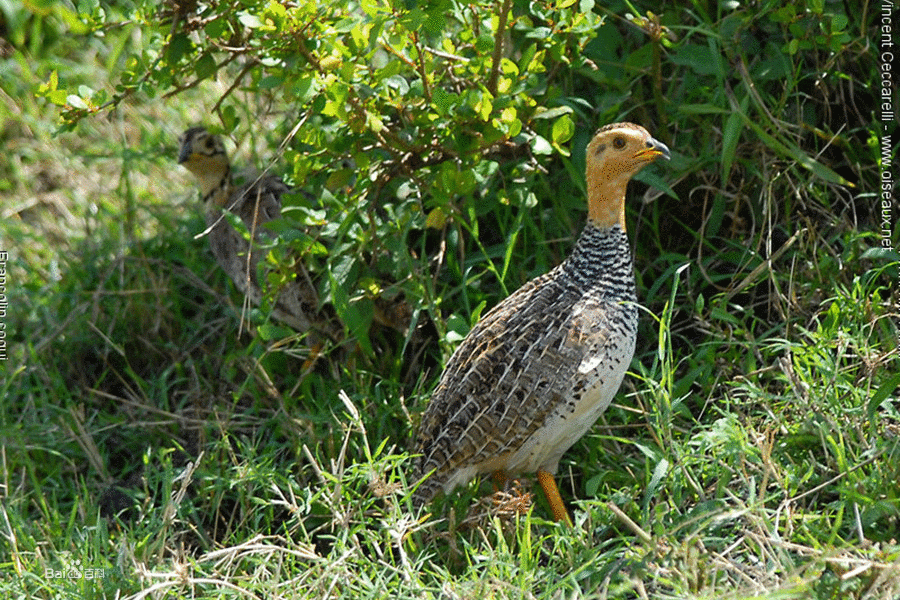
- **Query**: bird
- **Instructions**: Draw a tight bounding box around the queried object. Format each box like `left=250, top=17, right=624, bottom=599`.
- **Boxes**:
left=177, top=127, right=340, bottom=344
left=411, top=122, right=670, bottom=523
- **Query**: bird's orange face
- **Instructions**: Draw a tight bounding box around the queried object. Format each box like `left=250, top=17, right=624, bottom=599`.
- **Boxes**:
left=178, top=127, right=230, bottom=196
left=584, top=123, right=670, bottom=230
left=586, top=123, right=670, bottom=179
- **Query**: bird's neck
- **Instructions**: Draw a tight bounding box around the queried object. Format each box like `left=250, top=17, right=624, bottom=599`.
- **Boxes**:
left=561, top=222, right=635, bottom=293
left=586, top=166, right=629, bottom=231
left=199, top=164, right=233, bottom=208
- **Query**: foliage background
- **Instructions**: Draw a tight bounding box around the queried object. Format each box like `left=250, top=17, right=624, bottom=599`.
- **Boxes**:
left=1, top=0, right=898, bottom=598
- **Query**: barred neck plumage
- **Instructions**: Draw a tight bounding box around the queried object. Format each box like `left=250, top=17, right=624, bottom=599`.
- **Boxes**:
left=559, top=223, right=635, bottom=300
left=202, top=164, right=232, bottom=207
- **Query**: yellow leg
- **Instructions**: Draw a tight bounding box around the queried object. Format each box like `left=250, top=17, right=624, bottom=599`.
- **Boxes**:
left=537, top=470, right=572, bottom=525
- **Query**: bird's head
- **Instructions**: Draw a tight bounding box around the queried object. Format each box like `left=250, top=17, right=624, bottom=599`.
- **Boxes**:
left=177, top=127, right=230, bottom=196
left=584, top=122, right=670, bottom=231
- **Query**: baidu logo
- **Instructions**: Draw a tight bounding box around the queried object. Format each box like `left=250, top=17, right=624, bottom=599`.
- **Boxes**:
left=45, top=558, right=105, bottom=580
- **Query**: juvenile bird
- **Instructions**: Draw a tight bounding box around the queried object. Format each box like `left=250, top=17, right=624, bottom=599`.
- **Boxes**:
left=177, top=127, right=339, bottom=343
left=411, top=122, right=670, bottom=523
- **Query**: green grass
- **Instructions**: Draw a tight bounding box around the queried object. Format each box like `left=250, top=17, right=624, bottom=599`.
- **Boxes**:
left=2, top=1, right=899, bottom=599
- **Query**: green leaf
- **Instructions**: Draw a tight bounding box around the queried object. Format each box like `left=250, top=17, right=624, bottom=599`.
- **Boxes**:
left=517, top=44, right=537, bottom=72
left=259, top=75, right=284, bottom=89
left=238, top=13, right=263, bottom=28
left=221, top=105, right=239, bottom=131
left=770, top=6, right=796, bottom=23
left=533, top=105, right=573, bottom=120
left=257, top=322, right=293, bottom=340
left=292, top=76, right=317, bottom=103
left=551, top=113, right=574, bottom=145
left=647, top=458, right=669, bottom=499
left=204, top=17, right=228, bottom=38
left=444, top=313, right=470, bottom=344
left=423, top=10, right=445, bottom=37
left=425, top=206, right=448, bottom=229
left=869, top=373, right=900, bottom=430
left=831, top=14, right=849, bottom=32
left=475, top=93, right=492, bottom=121
left=195, top=53, right=217, bottom=80
left=677, top=104, right=729, bottom=115
left=432, top=87, right=458, bottom=116
left=48, top=90, right=68, bottom=106
left=529, top=134, right=553, bottom=155
left=327, top=258, right=373, bottom=357
left=345, top=298, right=375, bottom=357
left=721, top=95, right=748, bottom=183
left=860, top=247, right=900, bottom=261
left=670, top=44, right=723, bottom=77
left=166, top=33, right=192, bottom=64
left=365, top=110, right=384, bottom=132
left=38, top=71, right=69, bottom=106
left=56, top=4, right=91, bottom=35
left=66, top=95, right=88, bottom=109
left=526, top=27, right=552, bottom=40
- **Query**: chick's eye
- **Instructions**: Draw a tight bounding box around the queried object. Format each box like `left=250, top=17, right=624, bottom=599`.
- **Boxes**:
left=205, top=138, right=214, bottom=149
left=613, top=136, right=626, bottom=149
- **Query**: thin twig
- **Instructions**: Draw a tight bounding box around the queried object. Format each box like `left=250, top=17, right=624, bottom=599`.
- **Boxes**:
left=487, top=0, right=512, bottom=96
left=410, top=31, right=432, bottom=101
left=162, top=51, right=244, bottom=100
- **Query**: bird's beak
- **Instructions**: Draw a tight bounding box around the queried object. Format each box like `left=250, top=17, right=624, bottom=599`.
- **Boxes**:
left=636, top=137, right=671, bottom=162
left=177, top=143, right=192, bottom=164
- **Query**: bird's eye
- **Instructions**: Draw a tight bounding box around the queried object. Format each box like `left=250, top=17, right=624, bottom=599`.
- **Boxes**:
left=205, top=138, right=214, bottom=149
left=613, top=136, right=626, bottom=149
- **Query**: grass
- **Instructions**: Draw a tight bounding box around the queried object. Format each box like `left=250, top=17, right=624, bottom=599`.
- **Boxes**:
left=2, top=1, right=899, bottom=599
